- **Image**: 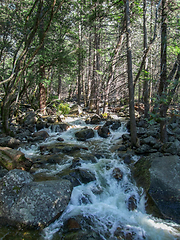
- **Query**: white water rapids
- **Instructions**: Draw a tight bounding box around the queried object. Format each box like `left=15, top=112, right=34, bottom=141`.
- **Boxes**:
left=19, top=116, right=180, bottom=240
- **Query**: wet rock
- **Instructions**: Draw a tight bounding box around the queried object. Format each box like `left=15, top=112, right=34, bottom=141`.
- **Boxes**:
left=64, top=217, right=81, bottom=232
left=44, top=143, right=88, bottom=156
left=39, top=145, right=48, bottom=154
left=112, top=168, right=123, bottom=181
left=75, top=128, right=94, bottom=141
left=114, top=226, right=145, bottom=240
left=97, top=126, right=110, bottom=138
left=123, top=154, right=133, bottom=165
left=122, top=134, right=130, bottom=141
left=79, top=193, right=92, bottom=204
left=86, top=114, right=101, bottom=124
left=49, top=123, right=68, bottom=132
left=104, top=119, right=121, bottom=130
left=62, top=229, right=104, bottom=240
left=32, top=130, right=49, bottom=140
left=0, top=147, right=33, bottom=171
left=133, top=155, right=180, bottom=223
left=127, top=195, right=137, bottom=211
left=0, top=169, right=72, bottom=228
left=117, top=145, right=127, bottom=151
left=63, top=168, right=96, bottom=187
left=57, top=137, right=64, bottom=142
left=52, top=123, right=70, bottom=132
left=71, top=157, right=81, bottom=168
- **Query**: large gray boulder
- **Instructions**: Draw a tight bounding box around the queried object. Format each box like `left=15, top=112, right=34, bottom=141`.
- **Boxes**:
left=0, top=169, right=72, bottom=228
left=133, top=155, right=180, bottom=223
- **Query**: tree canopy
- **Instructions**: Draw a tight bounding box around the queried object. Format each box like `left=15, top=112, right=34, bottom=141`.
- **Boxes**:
left=0, top=0, right=180, bottom=144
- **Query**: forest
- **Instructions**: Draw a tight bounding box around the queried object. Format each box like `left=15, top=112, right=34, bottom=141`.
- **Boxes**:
left=0, top=0, right=180, bottom=146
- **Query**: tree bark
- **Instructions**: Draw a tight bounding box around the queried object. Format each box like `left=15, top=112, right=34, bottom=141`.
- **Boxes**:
left=159, top=0, right=167, bottom=142
left=125, top=0, right=138, bottom=147
left=58, top=75, right=62, bottom=100
left=77, top=17, right=82, bottom=105
left=143, top=0, right=149, bottom=118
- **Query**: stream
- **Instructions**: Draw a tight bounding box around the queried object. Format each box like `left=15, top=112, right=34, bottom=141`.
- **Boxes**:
left=1, top=115, right=180, bottom=240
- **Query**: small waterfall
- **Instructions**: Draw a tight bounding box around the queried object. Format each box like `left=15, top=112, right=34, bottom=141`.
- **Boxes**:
left=19, top=116, right=180, bottom=240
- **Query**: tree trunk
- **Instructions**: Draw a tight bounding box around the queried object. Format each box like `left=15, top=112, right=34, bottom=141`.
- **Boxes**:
left=58, top=75, right=62, bottom=100
left=87, top=30, right=92, bottom=107
left=1, top=95, right=12, bottom=135
left=39, top=6, right=47, bottom=115
left=159, top=0, right=167, bottom=142
left=125, top=0, right=138, bottom=147
left=95, top=26, right=100, bottom=115
left=143, top=0, right=150, bottom=118
left=39, top=81, right=46, bottom=115
left=77, top=20, right=82, bottom=105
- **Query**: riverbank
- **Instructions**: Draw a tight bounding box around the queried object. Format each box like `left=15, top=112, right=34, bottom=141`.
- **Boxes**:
left=0, top=104, right=180, bottom=239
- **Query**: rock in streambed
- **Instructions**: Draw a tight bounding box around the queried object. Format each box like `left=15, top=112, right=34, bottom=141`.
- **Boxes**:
left=0, top=169, right=72, bottom=229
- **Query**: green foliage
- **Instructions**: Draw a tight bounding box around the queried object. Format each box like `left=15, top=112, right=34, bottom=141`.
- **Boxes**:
left=101, top=112, right=109, bottom=119
left=56, top=103, right=70, bottom=115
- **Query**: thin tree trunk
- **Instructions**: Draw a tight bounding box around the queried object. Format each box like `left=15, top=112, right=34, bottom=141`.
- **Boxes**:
left=77, top=20, right=81, bottom=105
left=125, top=0, right=138, bottom=147
left=39, top=6, right=46, bottom=115
left=58, top=75, right=62, bottom=100
left=159, top=0, right=167, bottom=142
left=143, top=0, right=149, bottom=118
left=87, top=30, right=92, bottom=107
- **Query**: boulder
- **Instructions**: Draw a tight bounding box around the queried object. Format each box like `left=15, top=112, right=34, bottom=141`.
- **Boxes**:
left=133, top=155, right=180, bottom=223
left=75, top=128, right=94, bottom=141
left=32, top=130, right=49, bottom=140
left=127, top=195, right=137, bottom=211
left=161, top=140, right=180, bottom=155
left=51, top=123, right=70, bottom=132
left=86, top=114, right=101, bottom=124
left=0, top=147, right=33, bottom=171
left=0, top=169, right=72, bottom=228
left=104, top=119, right=121, bottom=130
left=0, top=136, right=21, bottom=148
left=112, top=168, right=123, bottom=181
left=62, top=168, right=96, bottom=187
left=97, top=126, right=110, bottom=138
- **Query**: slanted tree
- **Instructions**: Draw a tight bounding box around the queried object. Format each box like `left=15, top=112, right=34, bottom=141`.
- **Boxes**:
left=0, top=0, right=62, bottom=134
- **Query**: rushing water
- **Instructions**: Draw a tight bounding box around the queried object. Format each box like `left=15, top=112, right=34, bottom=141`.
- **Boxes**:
left=1, top=116, right=180, bottom=240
